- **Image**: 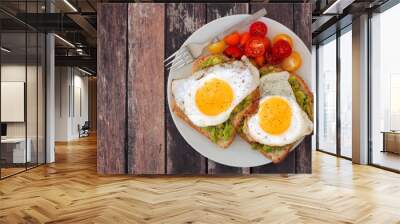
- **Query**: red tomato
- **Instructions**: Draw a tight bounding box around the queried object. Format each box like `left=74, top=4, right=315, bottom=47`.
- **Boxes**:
left=223, top=46, right=243, bottom=59
left=224, top=32, right=240, bottom=46
left=244, top=36, right=266, bottom=58
left=262, top=37, right=271, bottom=52
left=249, top=21, right=268, bottom=36
left=265, top=51, right=283, bottom=65
left=239, top=32, right=251, bottom=47
left=255, top=55, right=265, bottom=67
left=271, top=39, right=292, bottom=60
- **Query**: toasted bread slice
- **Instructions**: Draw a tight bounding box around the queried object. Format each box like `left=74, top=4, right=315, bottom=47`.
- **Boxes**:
left=173, top=88, right=260, bottom=148
left=238, top=72, right=314, bottom=163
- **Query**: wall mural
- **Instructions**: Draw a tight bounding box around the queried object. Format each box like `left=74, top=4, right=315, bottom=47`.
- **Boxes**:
left=97, top=3, right=312, bottom=175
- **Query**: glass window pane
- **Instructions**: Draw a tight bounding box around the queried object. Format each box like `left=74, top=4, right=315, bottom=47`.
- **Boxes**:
left=371, top=3, right=400, bottom=171
left=38, top=33, right=45, bottom=165
left=340, top=28, right=352, bottom=158
left=26, top=1, right=39, bottom=169
left=1, top=31, right=27, bottom=177
left=318, top=37, right=337, bottom=154
left=27, top=31, right=38, bottom=169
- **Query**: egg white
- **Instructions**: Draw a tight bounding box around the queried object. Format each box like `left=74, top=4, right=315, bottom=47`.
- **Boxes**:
left=259, top=71, right=295, bottom=98
left=247, top=96, right=313, bottom=146
left=172, top=57, right=259, bottom=127
left=246, top=71, right=313, bottom=146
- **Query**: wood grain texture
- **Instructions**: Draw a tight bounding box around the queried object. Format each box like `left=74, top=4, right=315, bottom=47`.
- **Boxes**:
left=294, top=3, right=312, bottom=173
left=165, top=3, right=207, bottom=174
left=250, top=2, right=296, bottom=174
left=294, top=3, right=312, bottom=50
left=206, top=3, right=250, bottom=175
left=97, top=3, right=127, bottom=175
left=127, top=3, right=165, bottom=174
left=2, top=136, right=400, bottom=223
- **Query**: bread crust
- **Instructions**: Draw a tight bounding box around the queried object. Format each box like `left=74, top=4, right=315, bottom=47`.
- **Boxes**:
left=289, top=73, right=314, bottom=120
left=173, top=88, right=260, bottom=148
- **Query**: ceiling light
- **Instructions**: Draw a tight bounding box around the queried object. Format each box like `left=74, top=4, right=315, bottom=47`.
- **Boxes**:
left=1, top=47, right=11, bottom=53
left=54, top=34, right=75, bottom=48
left=63, top=0, right=78, bottom=12
left=78, top=67, right=93, bottom=76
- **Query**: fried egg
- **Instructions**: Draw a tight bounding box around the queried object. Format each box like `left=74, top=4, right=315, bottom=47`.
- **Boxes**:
left=172, top=57, right=259, bottom=127
left=246, top=71, right=313, bottom=146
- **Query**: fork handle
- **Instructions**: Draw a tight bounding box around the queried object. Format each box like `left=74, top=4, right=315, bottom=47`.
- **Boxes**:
left=215, top=8, right=267, bottom=41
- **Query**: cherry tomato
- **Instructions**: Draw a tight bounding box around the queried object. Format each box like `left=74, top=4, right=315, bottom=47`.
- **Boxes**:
left=255, top=55, right=265, bottom=67
left=281, top=51, right=302, bottom=72
left=271, top=39, right=292, bottom=60
left=244, top=36, right=266, bottom=58
left=249, top=21, right=268, bottom=36
left=239, top=32, right=251, bottom=47
left=272, top=34, right=293, bottom=47
left=265, top=51, right=283, bottom=65
left=208, top=40, right=226, bottom=54
left=223, top=46, right=243, bottom=59
left=224, top=32, right=240, bottom=46
left=262, top=37, right=271, bottom=52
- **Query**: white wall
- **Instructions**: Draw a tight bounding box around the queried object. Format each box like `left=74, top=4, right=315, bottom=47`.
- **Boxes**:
left=55, top=66, right=89, bottom=141
left=1, top=64, right=36, bottom=138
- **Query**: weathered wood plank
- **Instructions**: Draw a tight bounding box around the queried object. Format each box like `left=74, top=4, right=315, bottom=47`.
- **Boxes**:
left=97, top=3, right=127, bottom=174
left=250, top=3, right=296, bottom=174
left=250, top=3, right=294, bottom=30
left=294, top=3, right=312, bottom=173
left=165, top=3, right=207, bottom=174
left=127, top=3, right=165, bottom=174
left=206, top=2, right=250, bottom=175
left=294, top=3, right=312, bottom=51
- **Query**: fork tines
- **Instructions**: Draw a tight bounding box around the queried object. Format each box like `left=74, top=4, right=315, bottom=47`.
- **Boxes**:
left=164, top=47, right=194, bottom=72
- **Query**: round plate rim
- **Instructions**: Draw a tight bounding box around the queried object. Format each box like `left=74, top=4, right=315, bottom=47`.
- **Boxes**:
left=167, top=14, right=311, bottom=167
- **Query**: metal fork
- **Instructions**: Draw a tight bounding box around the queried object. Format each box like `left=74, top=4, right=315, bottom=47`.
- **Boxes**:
left=164, top=8, right=267, bottom=72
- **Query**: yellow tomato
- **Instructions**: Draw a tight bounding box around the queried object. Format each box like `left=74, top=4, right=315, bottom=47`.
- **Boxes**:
left=281, top=51, right=302, bottom=72
left=207, top=40, right=226, bottom=54
left=273, top=34, right=293, bottom=47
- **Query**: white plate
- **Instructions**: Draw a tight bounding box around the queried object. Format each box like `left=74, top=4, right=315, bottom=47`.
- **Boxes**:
left=167, top=15, right=311, bottom=167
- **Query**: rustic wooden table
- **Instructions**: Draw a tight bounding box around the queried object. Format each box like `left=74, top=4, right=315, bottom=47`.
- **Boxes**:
left=97, top=2, right=312, bottom=175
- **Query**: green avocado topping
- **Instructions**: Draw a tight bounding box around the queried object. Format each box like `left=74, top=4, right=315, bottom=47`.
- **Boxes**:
left=198, top=55, right=225, bottom=71
left=288, top=76, right=311, bottom=118
left=201, top=94, right=252, bottom=143
left=251, top=142, right=284, bottom=152
left=250, top=143, right=283, bottom=153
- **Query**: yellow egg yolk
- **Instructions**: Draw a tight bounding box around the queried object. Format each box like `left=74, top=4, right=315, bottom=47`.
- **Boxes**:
left=195, top=78, right=234, bottom=116
left=258, top=97, right=292, bottom=135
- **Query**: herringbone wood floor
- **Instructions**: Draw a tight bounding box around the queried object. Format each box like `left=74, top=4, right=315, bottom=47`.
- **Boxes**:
left=0, top=135, right=399, bottom=224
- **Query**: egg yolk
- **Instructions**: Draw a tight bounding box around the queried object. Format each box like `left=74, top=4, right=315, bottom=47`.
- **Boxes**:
left=195, top=78, right=234, bottom=116
left=258, top=97, right=292, bottom=135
